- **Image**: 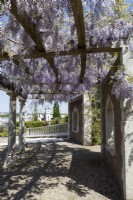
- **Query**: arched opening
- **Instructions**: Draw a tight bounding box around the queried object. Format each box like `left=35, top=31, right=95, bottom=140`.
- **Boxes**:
left=106, top=95, right=115, bottom=155
left=72, top=107, right=79, bottom=133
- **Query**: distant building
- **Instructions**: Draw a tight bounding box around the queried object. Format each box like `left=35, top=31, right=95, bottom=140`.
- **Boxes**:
left=38, top=113, right=44, bottom=121
left=24, top=112, right=44, bottom=121
left=45, top=105, right=52, bottom=121
left=24, top=113, right=33, bottom=121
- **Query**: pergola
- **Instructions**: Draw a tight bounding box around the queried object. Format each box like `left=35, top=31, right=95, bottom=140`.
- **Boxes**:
left=0, top=1, right=124, bottom=97
left=0, top=0, right=132, bottom=166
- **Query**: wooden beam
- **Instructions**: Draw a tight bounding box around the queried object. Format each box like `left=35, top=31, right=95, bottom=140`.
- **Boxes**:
left=0, top=0, right=59, bottom=79
left=29, top=92, right=79, bottom=95
left=47, top=57, right=58, bottom=79
left=70, top=0, right=86, bottom=48
left=28, top=92, right=79, bottom=99
left=102, top=52, right=121, bottom=85
left=70, top=0, right=86, bottom=81
left=112, top=52, right=121, bottom=67
left=0, top=47, right=122, bottom=61
left=1, top=0, right=44, bottom=51
left=79, top=53, right=86, bottom=82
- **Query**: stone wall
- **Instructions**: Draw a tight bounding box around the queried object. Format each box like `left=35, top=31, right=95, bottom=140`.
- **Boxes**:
left=101, top=70, right=123, bottom=192
left=122, top=99, right=133, bottom=200
left=101, top=45, right=133, bottom=200
left=69, top=95, right=83, bottom=144
left=69, top=92, right=92, bottom=145
left=121, top=44, right=133, bottom=200
left=101, top=69, right=133, bottom=199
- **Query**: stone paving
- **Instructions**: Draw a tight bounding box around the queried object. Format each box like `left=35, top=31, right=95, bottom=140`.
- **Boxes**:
left=0, top=136, right=64, bottom=146
left=0, top=139, right=123, bottom=200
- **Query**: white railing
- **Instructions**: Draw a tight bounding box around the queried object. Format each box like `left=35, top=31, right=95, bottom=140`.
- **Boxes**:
left=25, top=123, right=68, bottom=138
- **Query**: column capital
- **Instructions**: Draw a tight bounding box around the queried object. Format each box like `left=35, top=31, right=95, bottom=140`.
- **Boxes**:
left=19, top=98, right=26, bottom=103
left=18, top=96, right=26, bottom=102
left=7, top=91, right=16, bottom=98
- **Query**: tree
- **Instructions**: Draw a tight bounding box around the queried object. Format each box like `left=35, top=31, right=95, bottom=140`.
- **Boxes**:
left=32, top=101, right=38, bottom=121
left=53, top=102, right=61, bottom=118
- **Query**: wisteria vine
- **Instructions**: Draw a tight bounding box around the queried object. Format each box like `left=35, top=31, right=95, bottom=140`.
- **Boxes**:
left=0, top=0, right=133, bottom=102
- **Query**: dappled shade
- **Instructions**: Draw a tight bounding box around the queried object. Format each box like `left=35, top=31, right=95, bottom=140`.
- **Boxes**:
left=0, top=141, right=122, bottom=200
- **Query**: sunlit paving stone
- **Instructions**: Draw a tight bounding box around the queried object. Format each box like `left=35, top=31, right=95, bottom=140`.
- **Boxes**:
left=0, top=141, right=122, bottom=200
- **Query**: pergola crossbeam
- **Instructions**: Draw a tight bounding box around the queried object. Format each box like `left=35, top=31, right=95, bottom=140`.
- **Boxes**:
left=0, top=0, right=44, bottom=51
left=0, top=0, right=58, bottom=79
left=0, top=47, right=121, bottom=61
left=0, top=0, right=122, bottom=97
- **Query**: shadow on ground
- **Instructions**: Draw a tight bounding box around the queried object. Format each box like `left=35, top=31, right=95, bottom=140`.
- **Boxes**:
left=0, top=140, right=123, bottom=200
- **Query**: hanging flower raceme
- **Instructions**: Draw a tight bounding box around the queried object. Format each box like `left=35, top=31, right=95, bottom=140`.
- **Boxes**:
left=112, top=67, right=133, bottom=99
left=1, top=0, right=133, bottom=102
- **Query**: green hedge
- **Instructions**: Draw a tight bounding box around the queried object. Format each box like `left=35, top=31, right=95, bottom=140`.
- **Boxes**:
left=16, top=121, right=19, bottom=127
left=16, top=121, right=49, bottom=128
left=51, top=116, right=68, bottom=125
left=25, top=121, right=48, bottom=128
left=0, top=131, right=8, bottom=137
left=51, top=117, right=60, bottom=125
left=0, top=127, right=19, bottom=137
left=91, top=87, right=101, bottom=145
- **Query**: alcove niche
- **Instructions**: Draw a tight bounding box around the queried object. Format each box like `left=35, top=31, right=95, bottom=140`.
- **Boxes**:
left=106, top=95, right=115, bottom=155
left=72, top=107, right=79, bottom=133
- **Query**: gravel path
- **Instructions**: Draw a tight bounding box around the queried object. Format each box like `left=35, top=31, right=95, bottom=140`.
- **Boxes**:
left=0, top=140, right=123, bottom=200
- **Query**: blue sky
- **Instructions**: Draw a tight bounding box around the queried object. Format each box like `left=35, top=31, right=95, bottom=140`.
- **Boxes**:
left=0, top=90, right=68, bottom=114
left=0, top=91, right=10, bottom=113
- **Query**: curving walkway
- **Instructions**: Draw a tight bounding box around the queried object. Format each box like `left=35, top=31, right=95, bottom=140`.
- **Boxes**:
left=0, top=140, right=123, bottom=200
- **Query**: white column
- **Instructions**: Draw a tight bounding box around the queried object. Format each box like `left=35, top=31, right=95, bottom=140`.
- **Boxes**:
left=8, top=92, right=16, bottom=154
left=18, top=98, right=26, bottom=151
left=4, top=92, right=16, bottom=167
